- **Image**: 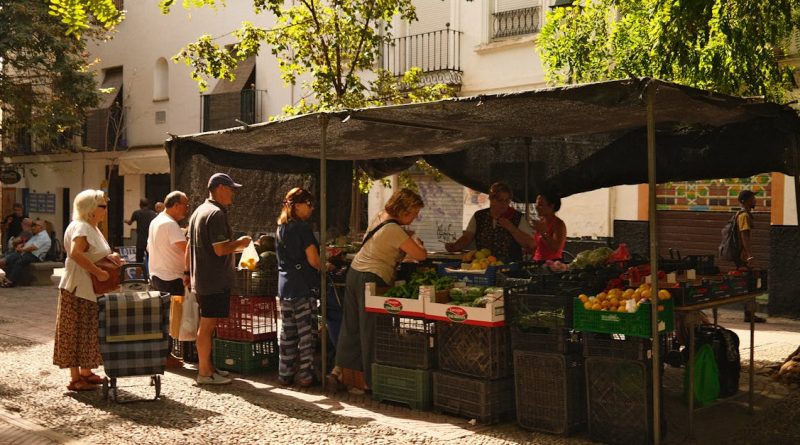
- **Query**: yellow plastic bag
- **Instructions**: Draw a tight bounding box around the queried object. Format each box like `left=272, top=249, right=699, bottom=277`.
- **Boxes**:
left=239, top=242, right=259, bottom=270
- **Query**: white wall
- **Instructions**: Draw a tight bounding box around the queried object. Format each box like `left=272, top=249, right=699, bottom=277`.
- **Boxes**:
left=612, top=184, right=641, bottom=222
left=560, top=188, right=612, bottom=237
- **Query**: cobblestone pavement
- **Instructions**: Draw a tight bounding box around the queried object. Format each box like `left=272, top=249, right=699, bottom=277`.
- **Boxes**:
left=1, top=285, right=799, bottom=444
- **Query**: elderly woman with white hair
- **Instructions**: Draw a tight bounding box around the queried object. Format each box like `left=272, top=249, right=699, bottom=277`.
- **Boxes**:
left=53, top=189, right=123, bottom=391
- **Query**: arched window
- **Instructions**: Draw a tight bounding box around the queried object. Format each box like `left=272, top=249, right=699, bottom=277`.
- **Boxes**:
left=153, top=58, right=169, bottom=101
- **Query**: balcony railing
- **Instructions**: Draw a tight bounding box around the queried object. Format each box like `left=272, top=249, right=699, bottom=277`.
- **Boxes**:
left=381, top=26, right=462, bottom=86
left=492, top=6, right=542, bottom=40
left=201, top=89, right=266, bottom=132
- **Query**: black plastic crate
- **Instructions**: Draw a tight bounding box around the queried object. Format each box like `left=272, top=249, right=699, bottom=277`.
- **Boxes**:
left=585, top=357, right=664, bottom=445
left=233, top=267, right=278, bottom=296
left=172, top=341, right=198, bottom=363
left=506, top=292, right=575, bottom=331
left=374, top=314, right=436, bottom=369
left=432, top=371, right=515, bottom=424
left=371, top=363, right=431, bottom=410
left=437, top=322, right=511, bottom=380
left=583, top=332, right=653, bottom=361
left=514, top=351, right=586, bottom=435
left=511, top=328, right=582, bottom=354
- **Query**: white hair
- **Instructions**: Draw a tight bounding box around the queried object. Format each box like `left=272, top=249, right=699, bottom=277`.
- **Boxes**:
left=72, top=189, right=106, bottom=222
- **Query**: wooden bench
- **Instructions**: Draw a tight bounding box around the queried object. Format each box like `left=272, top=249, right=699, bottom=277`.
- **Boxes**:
left=19, top=261, right=65, bottom=286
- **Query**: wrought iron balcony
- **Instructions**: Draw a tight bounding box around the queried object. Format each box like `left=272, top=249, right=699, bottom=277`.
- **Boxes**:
left=381, top=26, right=463, bottom=87
left=492, top=6, right=542, bottom=40
left=201, top=89, right=266, bottom=132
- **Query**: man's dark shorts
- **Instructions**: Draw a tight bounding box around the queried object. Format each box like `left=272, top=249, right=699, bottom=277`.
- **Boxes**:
left=198, top=289, right=231, bottom=318
left=151, top=276, right=185, bottom=297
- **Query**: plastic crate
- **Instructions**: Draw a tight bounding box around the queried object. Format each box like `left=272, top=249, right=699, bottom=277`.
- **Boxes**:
left=437, top=322, right=511, bottom=380
left=585, top=357, right=663, bottom=445
left=371, top=363, right=431, bottom=410
left=216, top=295, right=278, bottom=341
left=514, top=351, right=586, bottom=435
left=573, top=299, right=674, bottom=338
left=506, top=292, right=574, bottom=331
left=511, top=328, right=582, bottom=354
left=212, top=338, right=278, bottom=374
left=583, top=332, right=654, bottom=361
left=725, top=274, right=749, bottom=295
left=672, top=283, right=712, bottom=307
left=172, top=340, right=198, bottom=363
left=436, top=262, right=519, bottom=286
left=233, top=267, right=278, bottom=296
left=432, top=371, right=515, bottom=424
left=374, top=314, right=436, bottom=369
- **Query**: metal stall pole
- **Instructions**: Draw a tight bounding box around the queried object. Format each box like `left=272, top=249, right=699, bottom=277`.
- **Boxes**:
left=646, top=84, right=662, bottom=445
left=524, top=137, right=531, bottom=218
left=169, top=139, right=176, bottom=190
left=319, top=114, right=329, bottom=389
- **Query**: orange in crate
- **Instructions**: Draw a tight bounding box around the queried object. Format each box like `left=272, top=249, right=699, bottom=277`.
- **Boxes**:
left=216, top=295, right=278, bottom=341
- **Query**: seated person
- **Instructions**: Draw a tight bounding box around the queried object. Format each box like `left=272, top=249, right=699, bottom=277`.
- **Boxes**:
left=4, top=217, right=32, bottom=256
left=445, top=182, right=534, bottom=262
left=1, top=219, right=52, bottom=287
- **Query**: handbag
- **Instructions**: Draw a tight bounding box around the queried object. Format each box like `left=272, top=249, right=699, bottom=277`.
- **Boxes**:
left=91, top=257, right=121, bottom=295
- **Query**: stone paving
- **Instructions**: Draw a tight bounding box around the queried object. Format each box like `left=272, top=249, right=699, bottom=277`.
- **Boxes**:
left=1, top=285, right=799, bottom=444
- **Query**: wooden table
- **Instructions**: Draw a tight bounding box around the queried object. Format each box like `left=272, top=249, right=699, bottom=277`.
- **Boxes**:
left=675, top=293, right=759, bottom=436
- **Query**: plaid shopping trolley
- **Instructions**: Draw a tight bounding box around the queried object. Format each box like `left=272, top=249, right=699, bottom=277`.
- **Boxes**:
left=97, top=290, right=170, bottom=403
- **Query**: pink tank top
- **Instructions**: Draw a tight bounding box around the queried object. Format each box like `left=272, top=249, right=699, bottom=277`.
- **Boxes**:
left=533, top=217, right=565, bottom=261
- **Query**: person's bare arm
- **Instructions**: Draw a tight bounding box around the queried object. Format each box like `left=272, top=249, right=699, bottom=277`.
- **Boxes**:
left=212, top=236, right=252, bottom=257
left=401, top=236, right=427, bottom=261
left=539, top=220, right=566, bottom=252
left=498, top=218, right=535, bottom=250
left=740, top=229, right=753, bottom=264
left=69, top=236, right=109, bottom=281
left=445, top=232, right=474, bottom=252
left=305, top=244, right=321, bottom=270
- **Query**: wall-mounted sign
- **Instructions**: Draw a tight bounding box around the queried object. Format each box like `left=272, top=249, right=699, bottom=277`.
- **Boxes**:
left=28, top=192, right=56, bottom=214
left=0, top=170, right=21, bottom=184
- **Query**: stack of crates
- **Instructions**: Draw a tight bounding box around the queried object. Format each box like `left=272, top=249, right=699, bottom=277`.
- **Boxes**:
left=432, top=321, right=514, bottom=424
left=506, top=285, right=586, bottom=435
left=371, top=313, right=436, bottom=410
left=213, top=268, right=279, bottom=374
left=583, top=333, right=664, bottom=445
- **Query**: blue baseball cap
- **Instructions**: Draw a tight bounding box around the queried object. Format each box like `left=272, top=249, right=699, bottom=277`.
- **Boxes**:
left=208, top=173, right=242, bottom=190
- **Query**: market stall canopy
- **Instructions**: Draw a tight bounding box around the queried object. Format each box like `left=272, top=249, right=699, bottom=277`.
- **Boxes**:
left=166, top=78, right=800, bottom=230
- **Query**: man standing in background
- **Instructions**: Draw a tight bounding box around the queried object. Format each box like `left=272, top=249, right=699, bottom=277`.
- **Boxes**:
left=125, top=198, right=157, bottom=264
left=148, top=191, right=190, bottom=368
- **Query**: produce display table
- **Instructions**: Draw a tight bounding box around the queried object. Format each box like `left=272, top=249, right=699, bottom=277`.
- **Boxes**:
left=675, top=292, right=759, bottom=436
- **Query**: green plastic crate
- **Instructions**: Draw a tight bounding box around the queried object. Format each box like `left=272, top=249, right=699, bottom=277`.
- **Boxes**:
left=372, top=363, right=431, bottom=410
left=212, top=338, right=278, bottom=374
left=573, top=299, right=674, bottom=338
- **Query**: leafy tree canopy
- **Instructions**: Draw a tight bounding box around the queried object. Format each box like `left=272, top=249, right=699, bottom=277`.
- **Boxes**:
left=1, top=1, right=115, bottom=150
left=48, top=0, right=124, bottom=37
left=539, top=0, right=798, bottom=101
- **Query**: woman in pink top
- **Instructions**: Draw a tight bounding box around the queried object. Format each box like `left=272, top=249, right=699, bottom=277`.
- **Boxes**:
left=531, top=192, right=567, bottom=261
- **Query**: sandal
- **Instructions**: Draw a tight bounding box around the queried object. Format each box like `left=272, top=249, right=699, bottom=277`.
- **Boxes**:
left=80, top=373, right=104, bottom=385
left=67, top=379, right=98, bottom=392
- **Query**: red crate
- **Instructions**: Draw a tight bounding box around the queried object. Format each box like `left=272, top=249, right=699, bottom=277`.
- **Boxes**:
left=216, top=295, right=278, bottom=341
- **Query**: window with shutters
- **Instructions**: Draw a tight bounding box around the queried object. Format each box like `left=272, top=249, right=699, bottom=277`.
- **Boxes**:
left=492, top=0, right=543, bottom=41
left=200, top=56, right=266, bottom=132
left=84, top=67, right=125, bottom=151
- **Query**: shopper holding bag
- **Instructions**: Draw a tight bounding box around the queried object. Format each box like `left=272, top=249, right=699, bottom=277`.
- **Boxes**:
left=53, top=189, right=123, bottom=391
left=275, top=187, right=321, bottom=387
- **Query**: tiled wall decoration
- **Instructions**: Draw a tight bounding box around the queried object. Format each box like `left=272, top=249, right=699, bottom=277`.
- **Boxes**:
left=656, top=175, right=771, bottom=212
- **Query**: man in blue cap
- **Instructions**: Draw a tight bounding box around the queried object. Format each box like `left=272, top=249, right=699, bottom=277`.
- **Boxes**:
left=186, top=173, right=252, bottom=384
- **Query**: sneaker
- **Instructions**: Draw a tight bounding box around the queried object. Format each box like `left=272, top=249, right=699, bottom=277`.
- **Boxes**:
left=196, top=372, right=232, bottom=385
left=213, top=369, right=230, bottom=377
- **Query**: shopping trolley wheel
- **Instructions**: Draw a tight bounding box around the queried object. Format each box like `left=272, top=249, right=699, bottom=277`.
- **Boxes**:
left=102, top=377, right=109, bottom=400
left=153, top=375, right=161, bottom=400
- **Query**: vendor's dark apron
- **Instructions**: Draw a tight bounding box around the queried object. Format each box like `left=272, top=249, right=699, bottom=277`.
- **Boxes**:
left=474, top=208, right=523, bottom=262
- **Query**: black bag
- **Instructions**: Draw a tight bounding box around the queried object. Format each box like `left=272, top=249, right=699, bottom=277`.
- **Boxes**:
left=718, top=211, right=743, bottom=262
left=693, top=325, right=741, bottom=398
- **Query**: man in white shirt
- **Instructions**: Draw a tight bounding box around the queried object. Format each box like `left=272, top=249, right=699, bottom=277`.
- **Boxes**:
left=148, top=191, right=190, bottom=367
left=1, top=219, right=51, bottom=287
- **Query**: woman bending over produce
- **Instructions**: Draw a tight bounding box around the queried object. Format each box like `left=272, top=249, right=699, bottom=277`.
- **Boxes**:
left=331, top=189, right=426, bottom=393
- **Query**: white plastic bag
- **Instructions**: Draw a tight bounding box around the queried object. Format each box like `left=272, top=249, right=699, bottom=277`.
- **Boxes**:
left=178, top=289, right=199, bottom=341
left=239, top=241, right=259, bottom=270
